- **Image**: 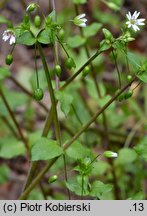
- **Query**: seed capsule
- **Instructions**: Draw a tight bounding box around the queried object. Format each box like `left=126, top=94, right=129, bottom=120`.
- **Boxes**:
left=5, top=54, right=13, bottom=65
left=65, top=57, right=76, bottom=69
left=34, top=15, right=41, bottom=28
left=48, top=175, right=58, bottom=183
left=33, top=88, right=44, bottom=101
left=55, top=65, right=62, bottom=77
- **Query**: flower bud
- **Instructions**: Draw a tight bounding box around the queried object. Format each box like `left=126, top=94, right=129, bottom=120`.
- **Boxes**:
left=103, top=151, right=118, bottom=158
left=124, top=90, right=133, bottom=100
left=48, top=175, right=58, bottom=183
left=82, top=66, right=90, bottom=77
left=58, top=29, right=65, bottom=41
left=102, top=28, right=113, bottom=41
left=26, top=3, right=39, bottom=12
left=127, top=75, right=132, bottom=82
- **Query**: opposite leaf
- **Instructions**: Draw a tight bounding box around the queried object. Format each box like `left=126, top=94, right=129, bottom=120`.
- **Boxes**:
left=16, top=31, right=36, bottom=46
left=55, top=91, right=73, bottom=116
left=31, top=137, right=63, bottom=161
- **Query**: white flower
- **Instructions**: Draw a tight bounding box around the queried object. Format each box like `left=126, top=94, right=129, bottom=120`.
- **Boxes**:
left=126, top=11, right=145, bottom=32
left=2, top=30, right=16, bottom=45
left=103, top=151, right=118, bottom=158
left=73, top=13, right=87, bottom=27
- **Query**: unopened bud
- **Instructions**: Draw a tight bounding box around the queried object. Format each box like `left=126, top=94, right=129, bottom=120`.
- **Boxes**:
left=103, top=151, right=118, bottom=158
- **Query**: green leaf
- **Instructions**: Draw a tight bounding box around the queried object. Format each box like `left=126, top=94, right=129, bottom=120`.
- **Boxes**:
left=86, top=79, right=106, bottom=100
left=73, top=0, right=87, bottom=4
left=0, top=89, right=28, bottom=116
left=66, top=140, right=93, bottom=160
left=0, top=15, right=9, bottom=24
left=136, top=62, right=147, bottom=83
left=104, top=1, right=120, bottom=11
left=0, top=137, right=26, bottom=159
left=55, top=91, right=73, bottom=116
left=127, top=52, right=142, bottom=70
left=91, top=161, right=110, bottom=176
left=102, top=28, right=113, bottom=41
left=83, top=23, right=102, bottom=38
left=0, top=165, right=10, bottom=184
left=115, top=148, right=138, bottom=165
left=16, top=31, right=36, bottom=46
left=99, top=40, right=111, bottom=52
left=31, top=137, right=63, bottom=161
left=28, top=189, right=44, bottom=200
left=67, top=35, right=86, bottom=48
left=137, top=71, right=147, bottom=83
left=90, top=180, right=113, bottom=199
left=65, top=176, right=89, bottom=196
left=0, top=67, right=10, bottom=81
left=127, top=192, right=144, bottom=200
left=134, top=136, right=147, bottom=161
left=98, top=95, right=111, bottom=108
left=37, top=29, right=55, bottom=44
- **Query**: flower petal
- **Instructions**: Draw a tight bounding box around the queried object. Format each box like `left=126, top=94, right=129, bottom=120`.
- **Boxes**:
left=126, top=11, right=131, bottom=20
left=77, top=13, right=86, bottom=19
left=2, top=35, right=10, bottom=41
left=132, top=24, right=140, bottom=32
left=81, top=18, right=87, bottom=23
left=79, top=22, right=86, bottom=27
left=135, top=11, right=140, bottom=19
left=10, top=36, right=16, bottom=45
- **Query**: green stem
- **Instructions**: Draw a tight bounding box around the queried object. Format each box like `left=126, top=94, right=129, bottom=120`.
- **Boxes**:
left=18, top=77, right=136, bottom=199
left=0, top=88, right=29, bottom=151
left=37, top=42, right=61, bottom=143
left=34, top=44, right=39, bottom=89
left=56, top=35, right=70, bottom=57
left=23, top=42, right=62, bottom=190
left=81, top=175, right=84, bottom=199
left=52, top=0, right=71, bottom=199
left=112, top=50, right=121, bottom=89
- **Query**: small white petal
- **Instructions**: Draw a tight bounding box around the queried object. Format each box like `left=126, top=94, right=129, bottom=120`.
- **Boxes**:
left=136, top=18, right=145, bottom=26
left=128, top=23, right=132, bottom=28
left=133, top=24, right=140, bottom=32
left=137, top=21, right=145, bottom=26
left=132, top=11, right=137, bottom=19
left=112, top=153, right=118, bottom=158
left=79, top=22, right=86, bottom=27
left=2, top=35, right=10, bottom=41
left=137, top=18, right=145, bottom=22
left=10, top=36, right=16, bottom=45
left=126, top=12, right=131, bottom=20
left=81, top=18, right=87, bottom=23
left=77, top=13, right=86, bottom=19
left=135, top=11, right=140, bottom=19
left=26, top=5, right=29, bottom=11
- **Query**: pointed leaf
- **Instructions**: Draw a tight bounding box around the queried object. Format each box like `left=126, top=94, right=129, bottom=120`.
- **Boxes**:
left=31, top=137, right=63, bottom=161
